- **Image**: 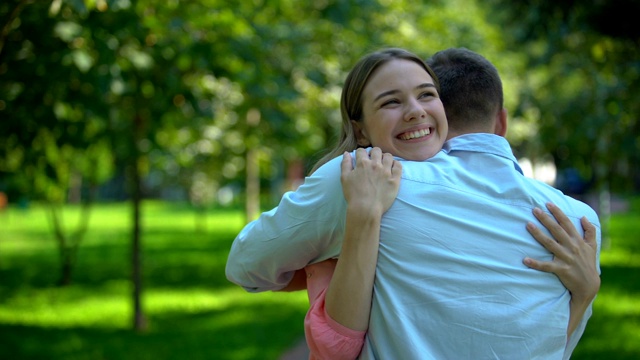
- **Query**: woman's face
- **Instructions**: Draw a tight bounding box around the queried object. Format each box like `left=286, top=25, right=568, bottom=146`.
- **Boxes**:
left=353, top=59, right=448, bottom=161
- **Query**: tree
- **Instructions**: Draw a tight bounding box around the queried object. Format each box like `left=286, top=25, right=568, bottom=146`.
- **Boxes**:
left=1, top=0, right=519, bottom=330
left=486, top=0, right=640, bottom=247
left=486, top=0, right=640, bottom=193
left=0, top=0, right=114, bottom=285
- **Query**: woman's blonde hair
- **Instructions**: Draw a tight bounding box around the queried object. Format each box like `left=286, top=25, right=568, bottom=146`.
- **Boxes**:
left=310, top=48, right=440, bottom=174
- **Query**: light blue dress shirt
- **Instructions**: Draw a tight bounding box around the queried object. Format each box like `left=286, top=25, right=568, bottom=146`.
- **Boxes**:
left=226, top=133, right=601, bottom=360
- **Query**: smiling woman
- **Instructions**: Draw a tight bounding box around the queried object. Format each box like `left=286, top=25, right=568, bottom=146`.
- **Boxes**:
left=351, top=58, right=447, bottom=161
left=301, top=51, right=449, bottom=358
left=310, top=48, right=448, bottom=174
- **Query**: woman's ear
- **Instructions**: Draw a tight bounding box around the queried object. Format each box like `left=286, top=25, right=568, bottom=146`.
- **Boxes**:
left=351, top=120, right=372, bottom=147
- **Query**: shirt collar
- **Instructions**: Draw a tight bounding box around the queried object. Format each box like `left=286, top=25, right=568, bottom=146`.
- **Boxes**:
left=443, top=133, right=524, bottom=175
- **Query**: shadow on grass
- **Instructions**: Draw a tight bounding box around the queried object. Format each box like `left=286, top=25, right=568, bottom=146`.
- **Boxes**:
left=0, top=227, right=239, bottom=300
left=0, top=303, right=306, bottom=360
left=599, top=264, right=640, bottom=292
left=571, top=262, right=640, bottom=359
left=1, top=216, right=312, bottom=359
left=574, top=314, right=640, bottom=360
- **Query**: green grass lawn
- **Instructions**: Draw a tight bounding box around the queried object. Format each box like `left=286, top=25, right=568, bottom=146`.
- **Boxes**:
left=0, top=201, right=308, bottom=360
left=0, top=198, right=639, bottom=359
left=572, top=196, right=640, bottom=359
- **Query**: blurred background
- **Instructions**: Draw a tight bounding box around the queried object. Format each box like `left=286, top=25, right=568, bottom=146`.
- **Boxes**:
left=1, top=0, right=639, bottom=359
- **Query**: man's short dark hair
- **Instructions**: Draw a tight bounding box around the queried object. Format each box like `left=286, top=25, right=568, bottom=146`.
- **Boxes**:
left=427, top=48, right=503, bottom=133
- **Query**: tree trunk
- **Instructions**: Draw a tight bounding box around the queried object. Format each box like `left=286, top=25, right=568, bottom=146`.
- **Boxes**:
left=131, top=114, right=147, bottom=332
left=598, top=182, right=611, bottom=250
left=59, top=249, right=72, bottom=286
left=245, top=148, right=260, bottom=223
left=195, top=206, right=206, bottom=233
left=245, top=108, right=261, bottom=224
left=49, top=197, right=92, bottom=287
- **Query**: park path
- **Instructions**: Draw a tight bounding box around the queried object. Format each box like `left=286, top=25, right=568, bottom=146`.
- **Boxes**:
left=279, top=337, right=309, bottom=360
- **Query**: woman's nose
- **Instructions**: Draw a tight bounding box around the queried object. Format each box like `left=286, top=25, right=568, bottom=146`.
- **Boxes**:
left=404, top=98, right=426, bottom=122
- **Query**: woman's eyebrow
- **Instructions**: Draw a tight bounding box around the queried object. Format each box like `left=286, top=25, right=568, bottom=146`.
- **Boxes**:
left=416, top=83, right=436, bottom=90
left=374, top=83, right=436, bottom=102
left=373, top=89, right=399, bottom=103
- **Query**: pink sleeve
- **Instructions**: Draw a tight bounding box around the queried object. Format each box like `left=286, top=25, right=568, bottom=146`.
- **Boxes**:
left=304, top=261, right=366, bottom=360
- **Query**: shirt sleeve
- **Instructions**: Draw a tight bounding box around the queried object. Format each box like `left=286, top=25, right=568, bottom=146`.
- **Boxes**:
left=225, top=155, right=348, bottom=292
left=304, top=261, right=366, bottom=360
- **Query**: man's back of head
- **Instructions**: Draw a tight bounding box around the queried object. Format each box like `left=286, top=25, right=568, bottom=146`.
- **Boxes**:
left=427, top=48, right=504, bottom=137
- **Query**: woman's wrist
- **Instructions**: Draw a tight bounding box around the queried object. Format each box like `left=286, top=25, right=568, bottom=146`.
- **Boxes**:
left=346, top=201, right=385, bottom=221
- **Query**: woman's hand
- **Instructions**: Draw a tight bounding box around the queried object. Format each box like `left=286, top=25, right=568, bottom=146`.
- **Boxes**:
left=340, top=147, right=402, bottom=215
left=523, top=202, right=600, bottom=338
left=524, top=202, right=600, bottom=303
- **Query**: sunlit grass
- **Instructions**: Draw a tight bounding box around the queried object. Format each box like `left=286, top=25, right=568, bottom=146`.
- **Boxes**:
left=0, top=281, right=307, bottom=330
left=0, top=281, right=131, bottom=328
left=0, top=201, right=308, bottom=360
left=1, top=197, right=639, bottom=359
left=570, top=195, right=640, bottom=359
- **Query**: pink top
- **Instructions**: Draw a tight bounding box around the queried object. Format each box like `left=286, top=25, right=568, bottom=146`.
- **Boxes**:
left=304, top=259, right=366, bottom=360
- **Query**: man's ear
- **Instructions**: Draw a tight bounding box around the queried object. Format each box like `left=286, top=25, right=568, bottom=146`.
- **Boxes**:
left=494, top=108, right=508, bottom=137
left=351, top=120, right=372, bottom=147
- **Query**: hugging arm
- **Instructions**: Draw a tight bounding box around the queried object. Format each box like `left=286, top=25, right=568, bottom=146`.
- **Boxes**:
left=304, top=148, right=402, bottom=359
left=325, top=148, right=402, bottom=330
left=225, top=154, right=348, bottom=292
left=524, top=203, right=600, bottom=341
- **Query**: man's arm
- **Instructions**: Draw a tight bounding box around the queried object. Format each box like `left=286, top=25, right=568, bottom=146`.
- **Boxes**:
left=524, top=202, right=600, bottom=338
left=225, top=155, right=348, bottom=292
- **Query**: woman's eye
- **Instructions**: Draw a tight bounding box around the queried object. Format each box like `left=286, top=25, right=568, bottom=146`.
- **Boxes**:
left=419, top=91, right=436, bottom=99
left=381, top=99, right=399, bottom=107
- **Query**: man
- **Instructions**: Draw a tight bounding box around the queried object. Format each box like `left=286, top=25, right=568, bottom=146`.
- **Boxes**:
left=226, top=48, right=601, bottom=359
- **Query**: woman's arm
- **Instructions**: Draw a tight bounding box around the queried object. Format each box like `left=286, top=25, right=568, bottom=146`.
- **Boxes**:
left=304, top=148, right=401, bottom=359
left=523, top=202, right=600, bottom=338
left=325, top=148, right=402, bottom=330
left=277, top=269, right=308, bottom=292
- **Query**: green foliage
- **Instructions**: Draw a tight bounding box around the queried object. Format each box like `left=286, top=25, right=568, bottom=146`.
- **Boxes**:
left=487, top=0, right=640, bottom=192
left=2, top=0, right=637, bottom=201
left=1, top=0, right=518, bottom=203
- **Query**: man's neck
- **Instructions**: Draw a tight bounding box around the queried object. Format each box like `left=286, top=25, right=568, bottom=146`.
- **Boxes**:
left=446, top=129, right=496, bottom=141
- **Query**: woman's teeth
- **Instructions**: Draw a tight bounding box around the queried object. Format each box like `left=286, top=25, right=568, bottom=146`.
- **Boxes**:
left=398, top=128, right=431, bottom=140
